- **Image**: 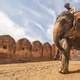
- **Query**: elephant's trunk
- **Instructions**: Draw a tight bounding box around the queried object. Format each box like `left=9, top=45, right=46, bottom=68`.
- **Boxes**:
left=54, top=34, right=65, bottom=53
left=53, top=22, right=65, bottom=54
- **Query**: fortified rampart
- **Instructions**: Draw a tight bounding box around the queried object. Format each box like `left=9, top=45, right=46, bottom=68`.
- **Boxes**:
left=0, top=35, right=78, bottom=63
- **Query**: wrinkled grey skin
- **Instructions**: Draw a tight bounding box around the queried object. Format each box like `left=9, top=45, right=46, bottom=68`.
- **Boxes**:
left=53, top=11, right=74, bottom=74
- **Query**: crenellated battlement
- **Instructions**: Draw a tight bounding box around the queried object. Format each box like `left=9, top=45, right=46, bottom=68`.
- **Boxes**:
left=0, top=35, right=78, bottom=63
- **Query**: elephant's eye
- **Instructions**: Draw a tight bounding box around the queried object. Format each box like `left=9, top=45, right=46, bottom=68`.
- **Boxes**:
left=77, top=18, right=80, bottom=22
left=61, top=19, right=66, bottom=24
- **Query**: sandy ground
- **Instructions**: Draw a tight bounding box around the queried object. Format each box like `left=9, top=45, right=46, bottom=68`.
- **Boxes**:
left=0, top=61, right=80, bottom=80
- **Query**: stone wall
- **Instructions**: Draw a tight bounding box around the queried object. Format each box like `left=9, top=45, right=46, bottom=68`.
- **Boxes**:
left=0, top=35, right=16, bottom=63
left=43, top=42, right=52, bottom=60
left=15, top=38, right=32, bottom=62
left=32, top=41, right=43, bottom=60
left=52, top=44, right=56, bottom=59
left=0, top=35, right=78, bottom=63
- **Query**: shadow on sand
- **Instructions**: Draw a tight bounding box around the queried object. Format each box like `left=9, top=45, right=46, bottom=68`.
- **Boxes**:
left=59, top=69, right=80, bottom=74
left=68, top=69, right=80, bottom=74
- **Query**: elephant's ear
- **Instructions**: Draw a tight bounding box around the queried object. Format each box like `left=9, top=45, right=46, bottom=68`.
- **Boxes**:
left=73, top=11, right=80, bottom=29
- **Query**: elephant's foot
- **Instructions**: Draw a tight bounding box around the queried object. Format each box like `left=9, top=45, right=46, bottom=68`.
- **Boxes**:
left=59, top=68, right=69, bottom=74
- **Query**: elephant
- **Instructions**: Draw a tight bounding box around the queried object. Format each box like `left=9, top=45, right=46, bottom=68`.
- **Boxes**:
left=53, top=11, right=80, bottom=74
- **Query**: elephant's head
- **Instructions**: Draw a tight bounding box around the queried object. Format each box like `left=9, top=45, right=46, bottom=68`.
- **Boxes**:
left=53, top=11, right=74, bottom=52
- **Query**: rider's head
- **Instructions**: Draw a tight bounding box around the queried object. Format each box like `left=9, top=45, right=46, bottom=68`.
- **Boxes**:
left=64, top=3, right=71, bottom=10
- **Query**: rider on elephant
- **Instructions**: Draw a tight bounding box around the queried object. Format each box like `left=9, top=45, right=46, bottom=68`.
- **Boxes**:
left=64, top=3, right=76, bottom=14
left=64, top=3, right=79, bottom=31
left=56, top=3, right=76, bottom=22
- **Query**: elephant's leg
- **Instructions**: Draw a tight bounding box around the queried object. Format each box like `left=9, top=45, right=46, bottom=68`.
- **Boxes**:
left=59, top=39, right=70, bottom=74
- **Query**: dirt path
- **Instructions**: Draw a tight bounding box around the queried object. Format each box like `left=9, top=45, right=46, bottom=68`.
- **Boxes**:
left=0, top=61, right=80, bottom=80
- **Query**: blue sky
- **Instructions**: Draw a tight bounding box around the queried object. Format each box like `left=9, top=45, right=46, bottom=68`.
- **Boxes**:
left=0, top=0, right=80, bottom=43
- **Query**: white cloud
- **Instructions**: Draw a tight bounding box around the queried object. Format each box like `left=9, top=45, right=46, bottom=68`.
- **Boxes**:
left=30, top=20, right=45, bottom=32
left=47, top=24, right=54, bottom=43
left=21, top=5, right=41, bottom=18
left=38, top=2, right=55, bottom=16
left=0, top=11, right=27, bottom=41
left=74, top=0, right=80, bottom=3
left=0, top=11, right=46, bottom=42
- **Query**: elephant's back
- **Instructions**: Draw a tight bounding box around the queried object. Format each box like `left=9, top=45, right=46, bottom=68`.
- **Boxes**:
left=74, top=11, right=80, bottom=18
